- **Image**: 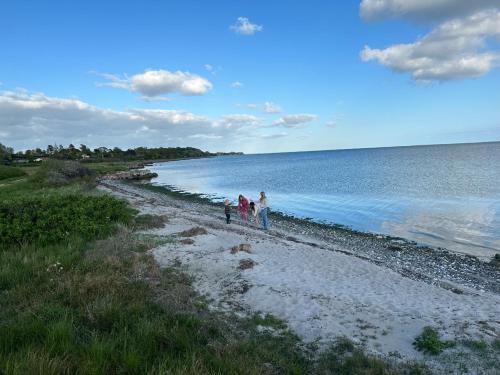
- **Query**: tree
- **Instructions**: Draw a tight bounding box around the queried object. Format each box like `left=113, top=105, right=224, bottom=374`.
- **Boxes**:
left=0, top=143, right=14, bottom=164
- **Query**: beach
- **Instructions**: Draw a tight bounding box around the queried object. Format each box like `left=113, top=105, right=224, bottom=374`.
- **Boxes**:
left=99, top=179, right=499, bottom=373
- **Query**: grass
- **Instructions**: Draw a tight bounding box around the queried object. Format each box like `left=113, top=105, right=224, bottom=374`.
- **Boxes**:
left=0, top=165, right=26, bottom=181
left=133, top=213, right=168, bottom=230
left=0, top=163, right=434, bottom=374
left=315, top=337, right=430, bottom=375
left=84, top=161, right=130, bottom=175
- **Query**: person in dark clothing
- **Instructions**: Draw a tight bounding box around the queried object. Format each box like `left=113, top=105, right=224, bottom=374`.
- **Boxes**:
left=224, top=199, right=231, bottom=224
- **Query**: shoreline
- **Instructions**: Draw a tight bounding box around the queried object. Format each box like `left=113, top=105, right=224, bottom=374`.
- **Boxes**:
left=135, top=181, right=499, bottom=294
left=99, top=179, right=500, bottom=373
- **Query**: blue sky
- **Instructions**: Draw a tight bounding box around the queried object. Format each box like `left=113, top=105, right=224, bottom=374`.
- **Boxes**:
left=1, top=0, right=499, bottom=153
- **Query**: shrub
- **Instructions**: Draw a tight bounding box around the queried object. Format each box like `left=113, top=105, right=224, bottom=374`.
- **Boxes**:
left=30, top=160, right=91, bottom=186
left=0, top=194, right=134, bottom=246
left=413, top=327, right=455, bottom=355
left=0, top=165, right=26, bottom=181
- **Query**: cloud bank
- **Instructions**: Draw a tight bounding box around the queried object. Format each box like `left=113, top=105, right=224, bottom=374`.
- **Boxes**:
left=360, top=1, right=500, bottom=81
left=0, top=90, right=299, bottom=151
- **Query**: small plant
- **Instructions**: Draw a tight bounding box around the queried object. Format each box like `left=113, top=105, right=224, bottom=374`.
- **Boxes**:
left=133, top=214, right=168, bottom=230
left=463, top=339, right=488, bottom=352
left=178, top=226, right=208, bottom=237
left=413, top=327, right=455, bottom=355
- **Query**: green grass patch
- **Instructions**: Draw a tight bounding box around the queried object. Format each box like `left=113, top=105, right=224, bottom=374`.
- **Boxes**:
left=413, top=327, right=455, bottom=355
left=84, top=161, right=130, bottom=175
left=0, top=165, right=26, bottom=181
left=316, top=337, right=430, bottom=375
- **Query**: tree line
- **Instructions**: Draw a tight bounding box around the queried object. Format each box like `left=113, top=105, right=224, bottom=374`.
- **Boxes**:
left=1, top=143, right=241, bottom=164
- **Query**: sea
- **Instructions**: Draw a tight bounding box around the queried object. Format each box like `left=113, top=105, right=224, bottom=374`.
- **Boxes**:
left=148, top=142, right=500, bottom=259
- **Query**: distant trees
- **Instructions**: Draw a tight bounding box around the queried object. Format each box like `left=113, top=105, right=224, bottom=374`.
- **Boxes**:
left=0, top=143, right=14, bottom=163
left=0, top=143, right=231, bottom=164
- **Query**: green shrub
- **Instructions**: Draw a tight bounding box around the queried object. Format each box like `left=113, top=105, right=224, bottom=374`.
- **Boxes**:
left=0, top=194, right=133, bottom=246
left=413, top=327, right=455, bottom=355
left=0, top=165, right=26, bottom=181
left=30, top=160, right=91, bottom=186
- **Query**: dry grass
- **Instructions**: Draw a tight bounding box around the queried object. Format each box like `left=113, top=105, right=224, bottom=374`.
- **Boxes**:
left=238, top=259, right=257, bottom=270
left=231, top=244, right=252, bottom=254
left=179, top=226, right=208, bottom=237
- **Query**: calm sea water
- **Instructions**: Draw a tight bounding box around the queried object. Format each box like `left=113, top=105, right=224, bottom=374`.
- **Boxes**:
left=149, top=142, right=500, bottom=259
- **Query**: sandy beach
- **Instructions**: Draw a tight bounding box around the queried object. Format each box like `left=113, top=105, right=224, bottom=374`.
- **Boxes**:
left=99, top=179, right=499, bottom=373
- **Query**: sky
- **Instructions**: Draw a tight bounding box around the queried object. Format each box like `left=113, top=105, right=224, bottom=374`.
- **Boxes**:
left=0, top=0, right=499, bottom=154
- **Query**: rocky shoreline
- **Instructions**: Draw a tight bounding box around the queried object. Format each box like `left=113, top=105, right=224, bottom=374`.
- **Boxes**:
left=132, top=181, right=500, bottom=295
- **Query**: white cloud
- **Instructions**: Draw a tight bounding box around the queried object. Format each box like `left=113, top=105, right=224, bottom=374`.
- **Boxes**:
left=96, top=69, right=213, bottom=97
left=230, top=17, right=263, bottom=35
left=361, top=6, right=500, bottom=81
left=0, top=90, right=268, bottom=151
left=139, top=96, right=172, bottom=102
left=325, top=121, right=337, bottom=128
left=272, top=114, right=317, bottom=128
left=360, top=0, right=500, bottom=22
left=263, top=102, right=282, bottom=113
left=230, top=81, right=244, bottom=88
left=259, top=132, right=288, bottom=139
left=239, top=102, right=282, bottom=113
left=216, top=114, right=261, bottom=129
left=188, top=133, right=223, bottom=139
left=204, top=64, right=220, bottom=75
left=0, top=90, right=310, bottom=152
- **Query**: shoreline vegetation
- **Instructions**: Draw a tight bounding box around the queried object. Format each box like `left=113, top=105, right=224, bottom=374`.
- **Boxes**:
left=1, top=157, right=499, bottom=374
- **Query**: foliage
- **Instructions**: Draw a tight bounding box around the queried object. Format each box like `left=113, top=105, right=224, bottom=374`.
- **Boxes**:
left=413, top=327, right=455, bottom=355
left=13, top=143, right=229, bottom=162
left=0, top=194, right=133, bottom=246
left=315, top=337, right=430, bottom=375
left=30, top=160, right=91, bottom=187
left=0, top=143, right=14, bottom=163
left=0, top=165, right=26, bottom=181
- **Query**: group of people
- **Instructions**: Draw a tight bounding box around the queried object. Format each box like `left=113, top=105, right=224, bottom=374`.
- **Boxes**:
left=224, top=192, right=269, bottom=230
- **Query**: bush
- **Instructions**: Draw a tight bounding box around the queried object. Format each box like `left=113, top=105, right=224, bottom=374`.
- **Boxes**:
left=0, top=165, right=26, bottom=181
left=0, top=194, right=134, bottom=246
left=31, top=160, right=91, bottom=186
left=413, top=327, right=455, bottom=355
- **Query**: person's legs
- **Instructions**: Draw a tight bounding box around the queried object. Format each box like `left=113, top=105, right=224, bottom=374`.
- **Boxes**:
left=261, top=208, right=268, bottom=229
left=242, top=211, right=248, bottom=223
left=226, top=214, right=231, bottom=224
